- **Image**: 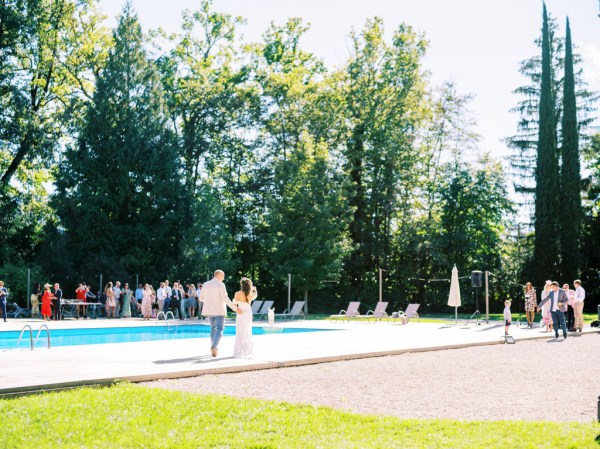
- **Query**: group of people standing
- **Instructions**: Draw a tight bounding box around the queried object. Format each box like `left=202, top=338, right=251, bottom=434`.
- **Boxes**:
left=25, top=270, right=259, bottom=359
left=137, top=280, right=203, bottom=320
left=30, top=283, right=64, bottom=321
left=523, top=279, right=586, bottom=338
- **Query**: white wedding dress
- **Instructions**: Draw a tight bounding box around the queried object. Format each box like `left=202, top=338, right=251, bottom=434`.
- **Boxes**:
left=233, top=301, right=254, bottom=358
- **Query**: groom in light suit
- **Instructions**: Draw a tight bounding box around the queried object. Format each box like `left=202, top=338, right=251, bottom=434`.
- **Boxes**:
left=537, top=281, right=568, bottom=339
left=198, top=270, right=241, bottom=357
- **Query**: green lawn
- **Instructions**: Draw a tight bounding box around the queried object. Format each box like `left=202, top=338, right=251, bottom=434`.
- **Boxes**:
left=1, top=383, right=598, bottom=448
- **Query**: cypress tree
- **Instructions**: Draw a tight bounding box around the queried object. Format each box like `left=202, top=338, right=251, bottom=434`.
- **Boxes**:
left=559, top=18, right=581, bottom=282
left=534, top=3, right=559, bottom=285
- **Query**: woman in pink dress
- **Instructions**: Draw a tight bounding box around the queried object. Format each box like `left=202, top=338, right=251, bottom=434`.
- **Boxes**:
left=141, top=283, right=152, bottom=320
left=105, top=282, right=116, bottom=318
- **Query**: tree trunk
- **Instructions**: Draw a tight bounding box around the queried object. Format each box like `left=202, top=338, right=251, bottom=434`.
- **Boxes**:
left=0, top=130, right=33, bottom=187
left=304, top=289, right=308, bottom=315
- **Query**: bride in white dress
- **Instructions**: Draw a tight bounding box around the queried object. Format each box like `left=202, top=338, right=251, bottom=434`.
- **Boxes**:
left=233, top=277, right=258, bottom=358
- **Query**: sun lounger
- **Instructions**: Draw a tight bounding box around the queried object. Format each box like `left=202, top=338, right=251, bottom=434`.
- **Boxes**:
left=5, top=302, right=30, bottom=318
left=390, top=303, right=420, bottom=324
left=329, top=301, right=360, bottom=321
left=275, top=301, right=305, bottom=320
left=251, top=300, right=264, bottom=315
left=354, top=301, right=388, bottom=322
left=255, top=300, right=274, bottom=320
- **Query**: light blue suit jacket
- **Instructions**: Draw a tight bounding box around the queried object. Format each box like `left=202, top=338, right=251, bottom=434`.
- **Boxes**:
left=538, top=289, right=568, bottom=313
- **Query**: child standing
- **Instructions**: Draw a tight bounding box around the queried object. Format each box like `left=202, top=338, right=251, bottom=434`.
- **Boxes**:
left=504, top=300, right=512, bottom=336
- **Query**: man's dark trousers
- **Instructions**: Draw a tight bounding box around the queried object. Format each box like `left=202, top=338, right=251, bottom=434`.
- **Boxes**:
left=551, top=310, right=567, bottom=338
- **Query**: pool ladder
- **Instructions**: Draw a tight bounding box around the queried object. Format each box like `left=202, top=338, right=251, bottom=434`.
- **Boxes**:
left=17, top=324, right=51, bottom=350
left=156, top=311, right=177, bottom=329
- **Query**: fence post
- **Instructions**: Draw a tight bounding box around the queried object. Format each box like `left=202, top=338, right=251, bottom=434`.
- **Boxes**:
left=27, top=268, right=31, bottom=310
left=287, top=273, right=291, bottom=312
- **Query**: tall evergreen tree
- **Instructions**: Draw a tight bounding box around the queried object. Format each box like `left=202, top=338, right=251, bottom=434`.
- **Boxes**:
left=559, top=18, right=581, bottom=282
left=507, top=12, right=595, bottom=220
left=51, top=3, right=188, bottom=282
left=534, top=3, right=559, bottom=286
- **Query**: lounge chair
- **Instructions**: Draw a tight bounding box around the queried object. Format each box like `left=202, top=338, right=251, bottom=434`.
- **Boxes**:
left=275, top=301, right=305, bottom=321
left=251, top=300, right=264, bottom=315
left=329, top=301, right=360, bottom=321
left=354, top=301, right=388, bottom=322
left=255, top=300, right=274, bottom=320
left=390, top=303, right=420, bottom=324
left=5, top=302, right=30, bottom=318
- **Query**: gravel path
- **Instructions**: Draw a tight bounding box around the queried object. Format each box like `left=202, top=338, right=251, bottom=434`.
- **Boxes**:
left=143, top=333, right=600, bottom=422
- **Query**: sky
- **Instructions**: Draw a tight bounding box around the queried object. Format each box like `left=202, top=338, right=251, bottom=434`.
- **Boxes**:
left=97, top=0, right=600, bottom=162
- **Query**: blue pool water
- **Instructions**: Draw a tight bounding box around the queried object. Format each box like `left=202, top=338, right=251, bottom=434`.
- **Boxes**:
left=0, top=324, right=332, bottom=350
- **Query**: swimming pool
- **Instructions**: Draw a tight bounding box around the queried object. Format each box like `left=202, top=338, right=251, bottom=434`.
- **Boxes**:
left=0, top=324, right=333, bottom=350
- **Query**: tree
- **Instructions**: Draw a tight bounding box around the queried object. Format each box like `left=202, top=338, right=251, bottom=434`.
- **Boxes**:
left=156, top=1, right=263, bottom=280
left=51, top=3, right=189, bottom=283
left=438, top=157, right=513, bottom=276
left=249, top=17, right=347, bottom=299
left=265, top=134, right=351, bottom=311
left=0, top=0, right=110, bottom=187
left=559, top=18, right=582, bottom=282
left=507, top=10, right=595, bottom=219
left=533, top=3, right=559, bottom=286
left=341, top=18, right=427, bottom=292
left=397, top=82, right=481, bottom=307
left=581, top=134, right=600, bottom=299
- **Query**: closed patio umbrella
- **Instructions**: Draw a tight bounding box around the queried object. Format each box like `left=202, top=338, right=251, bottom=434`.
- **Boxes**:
left=447, top=265, right=461, bottom=324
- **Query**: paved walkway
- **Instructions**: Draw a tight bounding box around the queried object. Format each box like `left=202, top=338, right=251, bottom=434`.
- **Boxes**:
left=1, top=316, right=598, bottom=398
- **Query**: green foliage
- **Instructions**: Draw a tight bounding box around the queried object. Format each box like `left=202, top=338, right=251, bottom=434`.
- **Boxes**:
left=0, top=261, right=44, bottom=306
left=0, top=384, right=598, bottom=449
left=439, top=158, right=513, bottom=276
left=1, top=1, right=579, bottom=312
left=266, top=135, right=351, bottom=308
left=158, top=1, right=259, bottom=281
left=0, top=0, right=110, bottom=187
left=0, top=153, right=53, bottom=266
left=582, top=134, right=600, bottom=300
left=507, top=6, right=596, bottom=287
left=341, top=18, right=428, bottom=291
left=50, top=4, right=189, bottom=284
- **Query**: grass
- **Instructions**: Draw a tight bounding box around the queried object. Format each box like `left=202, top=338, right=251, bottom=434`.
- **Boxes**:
left=1, top=383, right=599, bottom=449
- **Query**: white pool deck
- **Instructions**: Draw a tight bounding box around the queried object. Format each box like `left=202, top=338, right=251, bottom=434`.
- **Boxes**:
left=1, top=316, right=598, bottom=397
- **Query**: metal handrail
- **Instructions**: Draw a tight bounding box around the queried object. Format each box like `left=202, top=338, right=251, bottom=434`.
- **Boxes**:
left=165, top=311, right=176, bottom=329
left=17, top=325, right=33, bottom=350
left=156, top=311, right=177, bottom=327
left=34, top=324, right=51, bottom=349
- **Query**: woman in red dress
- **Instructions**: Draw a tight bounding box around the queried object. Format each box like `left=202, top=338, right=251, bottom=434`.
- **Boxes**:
left=41, top=284, right=53, bottom=321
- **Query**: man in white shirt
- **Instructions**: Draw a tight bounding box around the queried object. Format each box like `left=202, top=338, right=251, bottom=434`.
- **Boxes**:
left=156, top=282, right=167, bottom=315
left=537, top=281, right=568, bottom=339
left=199, top=270, right=241, bottom=357
left=573, top=280, right=585, bottom=333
